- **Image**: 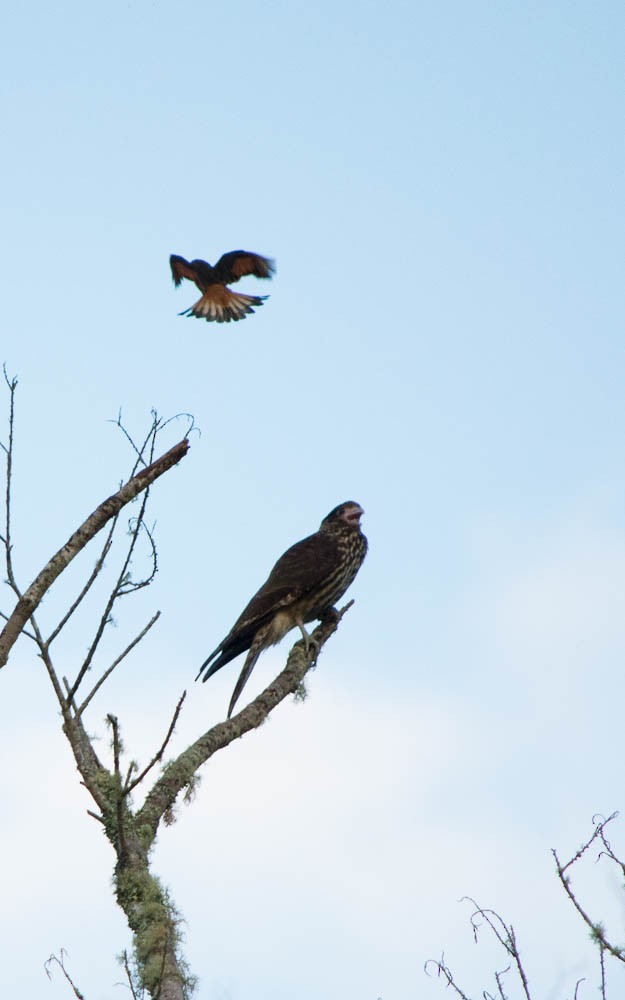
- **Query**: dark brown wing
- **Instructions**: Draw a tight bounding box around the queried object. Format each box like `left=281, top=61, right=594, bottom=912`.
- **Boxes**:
left=196, top=530, right=339, bottom=682
left=213, top=250, right=275, bottom=285
left=170, top=254, right=203, bottom=288
left=230, top=531, right=339, bottom=631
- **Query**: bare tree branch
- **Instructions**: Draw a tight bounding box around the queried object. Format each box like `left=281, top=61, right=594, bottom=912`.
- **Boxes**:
left=77, top=611, right=161, bottom=716
left=120, top=950, right=142, bottom=1000
left=1, top=367, right=20, bottom=597
left=0, top=608, right=36, bottom=641
left=0, top=437, right=189, bottom=669
left=125, top=691, right=187, bottom=796
left=44, top=949, right=86, bottom=999
left=47, top=517, right=118, bottom=646
left=67, top=483, right=156, bottom=701
left=426, top=897, right=534, bottom=1000
left=137, top=602, right=353, bottom=844
left=553, top=813, right=625, bottom=966
left=118, top=517, right=158, bottom=596
left=463, top=897, right=532, bottom=1000
left=424, top=954, right=472, bottom=999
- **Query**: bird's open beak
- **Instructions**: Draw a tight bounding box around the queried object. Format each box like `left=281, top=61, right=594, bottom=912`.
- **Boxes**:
left=347, top=506, right=364, bottom=524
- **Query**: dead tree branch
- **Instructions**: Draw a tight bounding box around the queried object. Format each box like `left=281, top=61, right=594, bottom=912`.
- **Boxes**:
left=426, top=896, right=533, bottom=1000
left=77, top=611, right=161, bottom=716
left=0, top=437, right=189, bottom=669
left=428, top=815, right=625, bottom=1000
left=44, top=949, right=86, bottom=1000
left=137, top=602, right=353, bottom=844
left=553, top=812, right=625, bottom=983
left=1, top=367, right=19, bottom=596
left=124, top=691, right=187, bottom=796
left=424, top=953, right=471, bottom=999
left=47, top=517, right=118, bottom=646
left=463, top=897, right=532, bottom=1000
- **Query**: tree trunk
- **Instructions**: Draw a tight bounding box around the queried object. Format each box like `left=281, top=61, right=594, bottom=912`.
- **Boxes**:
left=115, top=831, right=188, bottom=1000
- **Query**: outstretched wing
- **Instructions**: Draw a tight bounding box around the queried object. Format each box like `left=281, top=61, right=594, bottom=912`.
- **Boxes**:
left=170, top=254, right=202, bottom=287
left=213, top=250, right=275, bottom=285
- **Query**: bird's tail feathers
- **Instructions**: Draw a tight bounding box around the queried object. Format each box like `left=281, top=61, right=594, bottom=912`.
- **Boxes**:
left=182, top=288, right=268, bottom=323
left=195, top=648, right=224, bottom=683
left=227, top=646, right=263, bottom=719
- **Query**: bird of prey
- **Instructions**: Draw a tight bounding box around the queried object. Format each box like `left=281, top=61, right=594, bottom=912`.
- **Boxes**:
left=196, top=501, right=367, bottom=718
left=169, top=250, right=275, bottom=322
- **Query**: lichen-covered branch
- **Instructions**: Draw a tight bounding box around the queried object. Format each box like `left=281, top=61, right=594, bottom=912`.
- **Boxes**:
left=0, top=437, right=189, bottom=669
left=137, top=602, right=352, bottom=844
left=553, top=812, right=625, bottom=985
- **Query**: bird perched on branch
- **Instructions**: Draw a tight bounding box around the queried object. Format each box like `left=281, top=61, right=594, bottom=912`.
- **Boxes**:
left=169, top=250, right=275, bottom=322
left=197, top=502, right=367, bottom=718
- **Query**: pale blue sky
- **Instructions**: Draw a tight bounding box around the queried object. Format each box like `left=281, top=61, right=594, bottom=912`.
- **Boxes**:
left=1, top=2, right=625, bottom=998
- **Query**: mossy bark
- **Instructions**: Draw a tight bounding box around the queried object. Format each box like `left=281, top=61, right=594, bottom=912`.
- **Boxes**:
left=115, top=839, right=186, bottom=1000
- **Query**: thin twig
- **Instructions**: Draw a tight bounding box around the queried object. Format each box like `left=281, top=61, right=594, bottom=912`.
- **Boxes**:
left=120, top=950, right=141, bottom=1000
left=595, top=812, right=625, bottom=878
left=118, top=518, right=158, bottom=595
left=44, top=949, right=86, bottom=999
left=77, top=612, right=161, bottom=716
left=463, top=898, right=532, bottom=1000
left=67, top=485, right=154, bottom=700
left=30, top=613, right=67, bottom=708
left=2, top=368, right=20, bottom=597
left=553, top=855, right=625, bottom=961
left=107, top=714, right=129, bottom=860
left=600, top=945, right=607, bottom=1000
left=46, top=517, right=118, bottom=646
left=62, top=675, right=80, bottom=714
left=108, top=714, right=122, bottom=778
left=553, top=814, right=625, bottom=966
left=0, top=437, right=189, bottom=669
left=125, top=691, right=187, bottom=795
left=493, top=964, right=511, bottom=1000
left=424, top=955, right=471, bottom=999
left=111, top=410, right=153, bottom=470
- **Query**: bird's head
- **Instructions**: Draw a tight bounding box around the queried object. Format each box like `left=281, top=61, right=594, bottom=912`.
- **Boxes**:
left=321, top=501, right=364, bottom=531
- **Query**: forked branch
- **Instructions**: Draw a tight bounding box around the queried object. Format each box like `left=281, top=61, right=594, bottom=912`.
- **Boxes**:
left=0, top=437, right=189, bottom=669
left=137, top=602, right=353, bottom=843
left=425, top=896, right=533, bottom=1000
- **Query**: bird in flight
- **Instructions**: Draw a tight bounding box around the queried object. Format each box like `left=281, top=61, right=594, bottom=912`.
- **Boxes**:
left=197, top=502, right=367, bottom=718
left=169, top=250, right=275, bottom=322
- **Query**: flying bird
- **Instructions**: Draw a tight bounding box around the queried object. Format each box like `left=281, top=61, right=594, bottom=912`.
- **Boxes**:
left=196, top=501, right=367, bottom=718
left=169, top=250, right=275, bottom=322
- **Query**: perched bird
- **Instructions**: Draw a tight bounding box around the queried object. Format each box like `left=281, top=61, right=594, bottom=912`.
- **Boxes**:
left=169, top=250, right=275, bottom=322
left=197, top=502, right=367, bottom=718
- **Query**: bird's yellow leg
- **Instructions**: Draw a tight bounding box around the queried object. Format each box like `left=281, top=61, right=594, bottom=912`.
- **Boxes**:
left=296, top=618, right=319, bottom=661
left=293, top=618, right=309, bottom=649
